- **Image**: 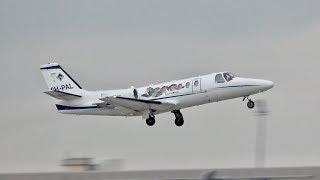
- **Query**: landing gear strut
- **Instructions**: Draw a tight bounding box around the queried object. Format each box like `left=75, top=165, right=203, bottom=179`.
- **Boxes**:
left=172, top=110, right=184, bottom=126
left=146, top=114, right=155, bottom=126
left=243, top=96, right=255, bottom=109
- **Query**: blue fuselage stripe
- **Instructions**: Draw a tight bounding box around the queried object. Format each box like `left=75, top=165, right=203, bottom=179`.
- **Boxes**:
left=151, top=93, right=193, bottom=101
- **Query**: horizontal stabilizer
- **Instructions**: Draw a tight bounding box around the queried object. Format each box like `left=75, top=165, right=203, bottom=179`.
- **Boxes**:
left=100, top=96, right=175, bottom=112
left=44, top=91, right=82, bottom=100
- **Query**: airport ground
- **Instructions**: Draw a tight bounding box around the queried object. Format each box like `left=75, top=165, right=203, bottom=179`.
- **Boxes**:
left=0, top=166, right=319, bottom=180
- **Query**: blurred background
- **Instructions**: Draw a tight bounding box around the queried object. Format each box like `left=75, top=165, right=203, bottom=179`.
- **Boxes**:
left=0, top=0, right=319, bottom=173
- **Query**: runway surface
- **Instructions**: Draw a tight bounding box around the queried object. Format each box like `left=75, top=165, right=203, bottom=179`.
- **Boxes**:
left=0, top=166, right=319, bottom=179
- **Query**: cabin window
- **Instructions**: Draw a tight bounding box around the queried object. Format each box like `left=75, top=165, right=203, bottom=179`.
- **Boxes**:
left=194, top=80, right=199, bottom=87
left=215, top=74, right=225, bottom=83
left=186, top=82, right=190, bottom=88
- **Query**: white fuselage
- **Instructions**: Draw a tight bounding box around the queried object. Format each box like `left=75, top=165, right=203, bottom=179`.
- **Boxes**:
left=55, top=72, right=274, bottom=117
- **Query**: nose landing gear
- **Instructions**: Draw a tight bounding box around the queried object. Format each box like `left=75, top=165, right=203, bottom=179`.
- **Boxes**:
left=247, top=100, right=255, bottom=109
left=243, top=96, right=255, bottom=109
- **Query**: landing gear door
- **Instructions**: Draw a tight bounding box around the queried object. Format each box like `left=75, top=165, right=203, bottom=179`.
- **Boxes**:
left=192, top=78, right=201, bottom=93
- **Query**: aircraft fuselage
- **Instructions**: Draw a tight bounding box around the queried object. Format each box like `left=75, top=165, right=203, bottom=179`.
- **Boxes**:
left=41, top=63, right=274, bottom=126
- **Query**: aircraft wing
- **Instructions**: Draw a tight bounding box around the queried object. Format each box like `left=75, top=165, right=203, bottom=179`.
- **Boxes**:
left=44, top=91, right=82, bottom=100
left=99, top=96, right=175, bottom=112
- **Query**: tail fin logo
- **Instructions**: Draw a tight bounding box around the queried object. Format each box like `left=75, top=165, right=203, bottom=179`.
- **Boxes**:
left=57, top=73, right=64, bottom=81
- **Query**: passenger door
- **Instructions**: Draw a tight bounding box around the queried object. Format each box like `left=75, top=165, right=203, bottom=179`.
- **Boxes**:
left=192, top=78, right=201, bottom=93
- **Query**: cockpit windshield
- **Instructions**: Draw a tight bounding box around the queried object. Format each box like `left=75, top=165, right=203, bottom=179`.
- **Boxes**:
left=223, top=72, right=236, bottom=82
left=215, top=72, right=236, bottom=83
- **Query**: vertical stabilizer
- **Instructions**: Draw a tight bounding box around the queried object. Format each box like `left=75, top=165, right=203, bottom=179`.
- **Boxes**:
left=40, top=63, right=82, bottom=92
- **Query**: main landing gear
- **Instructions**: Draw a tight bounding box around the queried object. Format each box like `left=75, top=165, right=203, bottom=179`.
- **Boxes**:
left=146, top=114, right=155, bottom=126
left=243, top=96, right=255, bottom=109
left=172, top=110, right=184, bottom=127
left=145, top=110, right=185, bottom=126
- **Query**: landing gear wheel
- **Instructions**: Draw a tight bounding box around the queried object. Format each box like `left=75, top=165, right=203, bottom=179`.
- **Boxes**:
left=172, top=110, right=184, bottom=126
left=175, top=117, right=184, bottom=126
left=247, top=100, right=255, bottom=109
left=146, top=117, right=155, bottom=126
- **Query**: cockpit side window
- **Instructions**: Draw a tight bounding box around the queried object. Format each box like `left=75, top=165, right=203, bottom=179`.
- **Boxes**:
left=215, top=74, right=225, bottom=83
left=223, top=72, right=235, bottom=82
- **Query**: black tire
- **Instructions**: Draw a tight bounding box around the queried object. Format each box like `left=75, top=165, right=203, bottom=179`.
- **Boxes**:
left=175, top=116, right=184, bottom=126
left=146, top=117, right=155, bottom=126
left=247, top=100, right=255, bottom=109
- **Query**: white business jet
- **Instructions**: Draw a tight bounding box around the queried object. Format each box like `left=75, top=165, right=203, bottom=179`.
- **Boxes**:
left=40, top=63, right=274, bottom=126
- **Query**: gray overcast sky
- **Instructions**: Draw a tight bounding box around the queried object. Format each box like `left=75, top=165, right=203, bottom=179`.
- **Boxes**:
left=0, top=0, right=320, bottom=173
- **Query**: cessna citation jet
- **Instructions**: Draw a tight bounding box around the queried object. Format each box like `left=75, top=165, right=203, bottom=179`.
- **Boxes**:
left=40, top=63, right=274, bottom=126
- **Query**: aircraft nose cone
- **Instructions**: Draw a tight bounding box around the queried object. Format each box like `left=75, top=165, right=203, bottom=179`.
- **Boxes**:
left=262, top=80, right=274, bottom=90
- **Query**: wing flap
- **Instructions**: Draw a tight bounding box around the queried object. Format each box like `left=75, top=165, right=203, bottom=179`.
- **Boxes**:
left=44, top=91, right=82, bottom=100
left=100, top=96, right=175, bottom=111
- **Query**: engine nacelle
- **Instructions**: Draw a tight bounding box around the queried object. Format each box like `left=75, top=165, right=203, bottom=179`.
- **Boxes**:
left=113, top=87, right=139, bottom=99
